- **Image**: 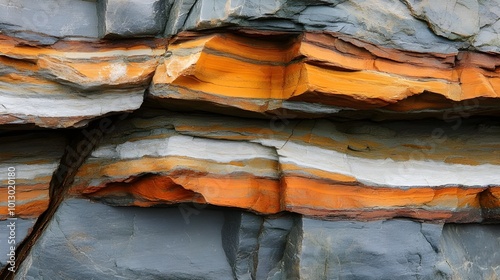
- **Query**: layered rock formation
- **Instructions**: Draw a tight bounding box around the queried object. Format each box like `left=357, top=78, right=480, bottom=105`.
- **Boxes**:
left=1, top=0, right=499, bottom=279
left=68, top=110, right=500, bottom=223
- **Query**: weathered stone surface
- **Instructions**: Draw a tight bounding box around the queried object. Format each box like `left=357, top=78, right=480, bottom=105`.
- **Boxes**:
left=254, top=215, right=294, bottom=279
left=164, top=0, right=500, bottom=53
left=474, top=0, right=500, bottom=52
left=98, top=0, right=167, bottom=38
left=1, top=16, right=500, bottom=129
left=16, top=198, right=234, bottom=280
left=150, top=32, right=500, bottom=119
left=0, top=0, right=499, bottom=53
left=404, top=0, right=480, bottom=40
left=281, top=218, right=448, bottom=279
left=164, top=0, right=198, bottom=36
left=0, top=34, right=165, bottom=128
left=222, top=211, right=294, bottom=279
left=16, top=199, right=500, bottom=280
left=68, top=110, right=500, bottom=222
left=277, top=217, right=500, bottom=280
left=0, top=0, right=98, bottom=42
left=0, top=218, right=35, bottom=268
left=1, top=0, right=500, bottom=278
left=440, top=223, right=500, bottom=279
left=0, top=132, right=65, bottom=219
left=222, top=211, right=262, bottom=279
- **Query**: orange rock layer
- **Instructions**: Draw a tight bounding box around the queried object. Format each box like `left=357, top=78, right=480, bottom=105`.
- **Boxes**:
left=0, top=34, right=167, bottom=127
left=0, top=183, right=50, bottom=219
left=67, top=111, right=500, bottom=222
left=150, top=32, right=500, bottom=115
left=72, top=172, right=498, bottom=223
left=1, top=30, right=500, bottom=128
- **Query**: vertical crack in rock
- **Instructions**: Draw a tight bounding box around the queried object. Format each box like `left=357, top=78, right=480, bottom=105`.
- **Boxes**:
left=0, top=115, right=124, bottom=279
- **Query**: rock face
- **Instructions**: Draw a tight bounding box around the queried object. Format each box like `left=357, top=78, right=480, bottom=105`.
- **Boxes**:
left=150, top=32, right=500, bottom=119
left=1, top=0, right=500, bottom=279
left=68, top=110, right=500, bottom=222
left=14, top=199, right=500, bottom=280
left=0, top=132, right=65, bottom=219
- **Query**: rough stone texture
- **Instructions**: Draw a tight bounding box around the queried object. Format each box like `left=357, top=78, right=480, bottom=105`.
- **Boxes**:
left=277, top=217, right=500, bottom=280
left=0, top=0, right=498, bottom=52
left=474, top=0, right=500, bottom=52
left=98, top=0, right=167, bottom=38
left=440, top=224, right=500, bottom=279
left=1, top=1, right=500, bottom=128
left=0, top=132, right=65, bottom=219
left=16, top=199, right=500, bottom=280
left=0, top=0, right=98, bottom=42
left=150, top=32, right=500, bottom=119
left=1, top=0, right=500, bottom=279
left=222, top=211, right=262, bottom=279
left=0, top=35, right=164, bottom=128
left=222, top=211, right=294, bottom=279
left=404, top=0, right=480, bottom=40
left=68, top=110, right=500, bottom=222
left=281, top=218, right=449, bottom=279
left=165, top=0, right=500, bottom=53
left=0, top=219, right=35, bottom=267
left=16, top=198, right=234, bottom=280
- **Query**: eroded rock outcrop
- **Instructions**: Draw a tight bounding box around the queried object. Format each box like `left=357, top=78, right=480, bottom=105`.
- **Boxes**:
left=1, top=0, right=499, bottom=279
left=67, top=110, right=500, bottom=223
left=13, top=199, right=500, bottom=279
left=151, top=32, right=500, bottom=119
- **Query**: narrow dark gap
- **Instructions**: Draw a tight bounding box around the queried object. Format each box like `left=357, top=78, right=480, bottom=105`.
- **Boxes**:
left=0, top=114, right=125, bottom=279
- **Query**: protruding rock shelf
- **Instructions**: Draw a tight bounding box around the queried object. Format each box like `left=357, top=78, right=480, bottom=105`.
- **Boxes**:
left=0, top=132, right=65, bottom=219
left=14, top=199, right=500, bottom=279
left=1, top=0, right=499, bottom=279
left=0, top=34, right=165, bottom=128
left=150, top=32, right=500, bottom=118
left=67, top=110, right=500, bottom=223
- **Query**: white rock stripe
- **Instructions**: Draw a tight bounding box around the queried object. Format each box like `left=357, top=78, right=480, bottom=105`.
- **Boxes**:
left=0, top=163, right=58, bottom=181
left=91, top=135, right=278, bottom=162
left=278, top=141, right=500, bottom=188
left=0, top=91, right=143, bottom=117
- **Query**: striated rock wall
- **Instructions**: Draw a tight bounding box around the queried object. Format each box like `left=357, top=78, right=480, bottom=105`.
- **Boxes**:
left=0, top=0, right=499, bottom=279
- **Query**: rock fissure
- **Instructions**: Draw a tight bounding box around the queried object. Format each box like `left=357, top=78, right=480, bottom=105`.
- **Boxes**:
left=1, top=1, right=500, bottom=279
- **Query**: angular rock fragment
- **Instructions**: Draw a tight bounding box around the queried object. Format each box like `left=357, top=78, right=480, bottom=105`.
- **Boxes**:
left=222, top=211, right=294, bottom=279
left=16, top=198, right=234, bottom=279
left=0, top=0, right=98, bottom=42
left=98, top=0, right=168, bottom=38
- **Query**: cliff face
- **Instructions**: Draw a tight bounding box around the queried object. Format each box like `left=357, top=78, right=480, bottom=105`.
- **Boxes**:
left=0, top=1, right=499, bottom=279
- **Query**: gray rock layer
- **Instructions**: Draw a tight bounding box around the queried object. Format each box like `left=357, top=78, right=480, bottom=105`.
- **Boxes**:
left=15, top=199, right=500, bottom=280
left=0, top=219, right=35, bottom=267
left=0, top=0, right=499, bottom=52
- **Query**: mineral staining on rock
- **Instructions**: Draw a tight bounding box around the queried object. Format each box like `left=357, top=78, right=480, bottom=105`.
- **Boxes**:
left=150, top=32, right=500, bottom=118
left=69, top=110, right=500, bottom=222
left=0, top=35, right=165, bottom=128
left=1, top=0, right=500, bottom=279
left=0, top=132, right=65, bottom=219
left=15, top=199, right=500, bottom=280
